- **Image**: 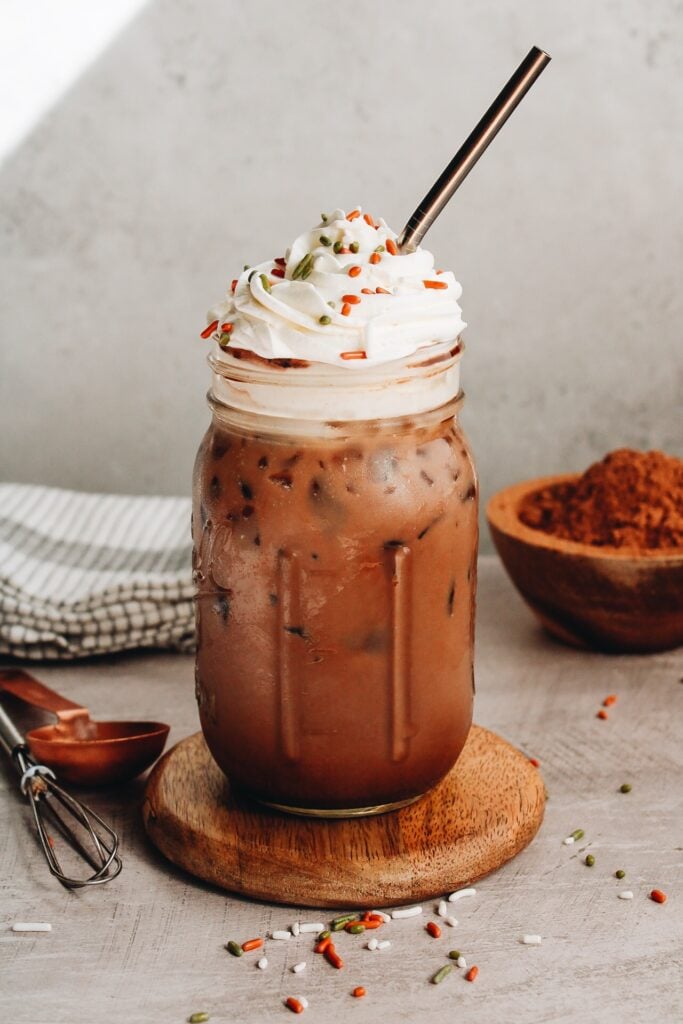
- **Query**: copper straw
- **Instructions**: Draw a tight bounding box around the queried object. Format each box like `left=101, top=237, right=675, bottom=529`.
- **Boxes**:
left=398, top=46, right=551, bottom=253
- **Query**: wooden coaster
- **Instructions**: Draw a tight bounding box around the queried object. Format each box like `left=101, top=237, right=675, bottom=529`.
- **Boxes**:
left=142, top=725, right=545, bottom=908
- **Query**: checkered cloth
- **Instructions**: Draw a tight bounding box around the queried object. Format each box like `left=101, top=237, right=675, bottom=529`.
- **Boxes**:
left=0, top=483, right=195, bottom=659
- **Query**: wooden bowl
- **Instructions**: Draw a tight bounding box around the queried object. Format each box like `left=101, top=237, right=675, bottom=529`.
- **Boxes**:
left=486, top=475, right=683, bottom=653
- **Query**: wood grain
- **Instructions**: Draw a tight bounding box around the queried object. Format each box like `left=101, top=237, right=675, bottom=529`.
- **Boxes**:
left=142, top=725, right=545, bottom=907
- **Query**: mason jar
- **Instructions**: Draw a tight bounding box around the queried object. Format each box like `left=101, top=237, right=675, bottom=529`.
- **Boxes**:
left=192, top=339, right=477, bottom=816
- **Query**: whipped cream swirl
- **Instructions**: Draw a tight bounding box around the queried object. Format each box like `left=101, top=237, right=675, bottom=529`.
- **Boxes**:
left=205, top=209, right=465, bottom=368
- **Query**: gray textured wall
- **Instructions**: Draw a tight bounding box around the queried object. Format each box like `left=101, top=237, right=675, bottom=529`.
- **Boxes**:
left=1, top=0, right=681, bottom=551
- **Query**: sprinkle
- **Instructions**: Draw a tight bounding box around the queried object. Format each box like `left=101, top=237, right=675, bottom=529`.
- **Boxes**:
left=333, top=241, right=343, bottom=254
left=285, top=997, right=304, bottom=1014
left=12, top=922, right=52, bottom=932
left=317, top=930, right=331, bottom=940
left=347, top=209, right=361, bottom=221
left=571, top=829, right=585, bottom=841
left=615, top=870, right=626, bottom=879
left=230, top=279, right=237, bottom=293
left=342, top=294, right=361, bottom=304
left=243, top=264, right=250, bottom=270
left=377, top=940, right=391, bottom=950
left=315, top=938, right=331, bottom=954
left=432, top=965, right=453, bottom=985
left=340, top=350, right=367, bottom=360
left=292, top=962, right=306, bottom=974
left=319, top=235, right=332, bottom=246
left=299, top=998, right=309, bottom=1010
left=226, top=940, right=243, bottom=957
left=366, top=938, right=378, bottom=951
left=200, top=320, right=219, bottom=339
left=619, top=783, right=632, bottom=793
left=363, top=213, right=375, bottom=226
left=456, top=956, right=467, bottom=969
left=219, top=323, right=233, bottom=333
left=257, top=957, right=268, bottom=970
left=274, top=257, right=286, bottom=266
left=443, top=916, right=458, bottom=927
left=374, top=244, right=385, bottom=253
left=356, top=920, right=381, bottom=930
left=292, top=253, right=314, bottom=280
left=448, top=888, right=476, bottom=903
left=521, top=935, right=542, bottom=945
left=585, top=854, right=595, bottom=867
left=369, top=252, right=381, bottom=264
left=259, top=273, right=272, bottom=293
left=241, top=938, right=263, bottom=952
left=348, top=265, right=362, bottom=277
left=188, top=1014, right=210, bottom=1023
left=529, top=757, right=541, bottom=767
left=447, top=950, right=462, bottom=961
left=272, top=267, right=285, bottom=278
left=332, top=914, right=358, bottom=931
left=368, top=911, right=391, bottom=922
left=352, top=986, right=366, bottom=998
left=386, top=238, right=398, bottom=256
left=291, top=922, right=300, bottom=937
left=391, top=905, right=423, bottom=919
left=563, top=837, right=575, bottom=846
left=325, top=944, right=344, bottom=969
left=341, top=303, right=352, bottom=316
left=423, top=280, right=448, bottom=289
left=375, top=286, right=391, bottom=295
left=346, top=924, right=366, bottom=934
left=349, top=241, right=360, bottom=253
left=271, top=930, right=292, bottom=940
left=361, top=288, right=374, bottom=294
left=318, top=315, right=331, bottom=325
left=426, top=922, right=441, bottom=939
left=618, top=891, right=634, bottom=900
left=603, top=694, right=618, bottom=706
left=299, top=922, right=325, bottom=934
left=465, top=966, right=479, bottom=982
left=597, top=709, right=608, bottom=720
left=339, top=246, right=350, bottom=254
left=437, top=900, right=449, bottom=918
left=650, top=889, right=667, bottom=904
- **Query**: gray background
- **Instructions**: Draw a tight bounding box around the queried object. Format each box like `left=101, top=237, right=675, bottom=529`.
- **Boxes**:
left=1, top=0, right=681, bottom=552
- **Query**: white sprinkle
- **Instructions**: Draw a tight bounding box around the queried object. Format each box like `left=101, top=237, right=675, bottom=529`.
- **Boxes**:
left=367, top=938, right=378, bottom=951
left=257, top=957, right=268, bottom=970
left=271, top=930, right=292, bottom=940
left=291, top=921, right=300, bottom=936
left=368, top=910, right=391, bottom=923
left=563, top=836, right=575, bottom=845
left=377, top=940, right=391, bottom=950
left=292, top=961, right=306, bottom=973
left=444, top=915, right=458, bottom=927
left=299, top=997, right=309, bottom=1009
left=448, top=887, right=476, bottom=903
left=299, top=922, right=325, bottom=934
left=437, top=900, right=449, bottom=918
left=618, top=891, right=634, bottom=900
left=391, top=905, right=422, bottom=919
left=457, top=955, right=467, bottom=969
left=522, top=934, right=542, bottom=945
left=12, top=923, right=52, bottom=932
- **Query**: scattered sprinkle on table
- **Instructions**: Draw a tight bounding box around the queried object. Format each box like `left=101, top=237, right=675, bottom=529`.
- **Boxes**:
left=603, top=694, right=618, bottom=706
left=448, top=950, right=462, bottom=961
left=615, top=870, right=626, bottom=879
left=299, top=922, right=325, bottom=933
left=12, top=922, right=52, bottom=932
left=457, top=955, right=467, bottom=969
left=437, top=900, right=449, bottom=917
left=391, top=905, right=422, bottom=919
left=585, top=854, right=595, bottom=867
left=257, top=957, right=268, bottom=970
left=465, top=965, right=479, bottom=982
left=241, top=938, right=263, bottom=952
left=521, top=934, right=542, bottom=945
left=597, top=709, right=609, bottom=720
left=528, top=757, right=541, bottom=767
left=618, top=891, right=634, bottom=900
left=650, top=889, right=667, bottom=904
left=368, top=910, right=391, bottom=923
left=432, top=964, right=453, bottom=985
left=619, top=783, right=632, bottom=793
left=291, top=921, right=300, bottom=936
left=448, top=887, right=476, bottom=903
left=285, top=996, right=304, bottom=1014
left=377, top=940, right=391, bottom=950
left=443, top=915, right=458, bottom=927
left=292, top=962, right=306, bottom=974
left=271, top=930, right=292, bottom=940
left=426, top=921, right=441, bottom=938
left=188, top=1014, right=209, bottom=1023
left=226, top=940, right=243, bottom=957
left=366, top=938, right=378, bottom=951
left=352, top=986, right=366, bottom=998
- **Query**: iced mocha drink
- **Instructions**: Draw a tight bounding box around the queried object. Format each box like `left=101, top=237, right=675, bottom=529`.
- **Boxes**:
left=193, top=209, right=477, bottom=815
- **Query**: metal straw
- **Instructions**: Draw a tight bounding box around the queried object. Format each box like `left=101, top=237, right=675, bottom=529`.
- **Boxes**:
left=398, top=46, right=551, bottom=252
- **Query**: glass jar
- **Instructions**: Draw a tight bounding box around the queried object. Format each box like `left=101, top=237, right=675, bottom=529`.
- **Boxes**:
left=192, top=340, right=478, bottom=816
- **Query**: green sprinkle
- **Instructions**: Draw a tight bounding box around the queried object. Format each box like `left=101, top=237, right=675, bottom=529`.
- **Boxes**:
left=327, top=301, right=335, bottom=308
left=432, top=964, right=453, bottom=985
left=317, top=930, right=331, bottom=941
left=349, top=241, right=360, bottom=253
left=619, top=783, right=632, bottom=793
left=615, top=869, right=626, bottom=879
left=333, top=241, right=343, bottom=254
left=243, top=264, right=250, bottom=271
left=571, top=829, right=585, bottom=841
left=218, top=332, right=232, bottom=349
left=585, top=854, right=595, bottom=867
left=348, top=924, right=365, bottom=934
left=188, top=1015, right=209, bottom=1024
left=259, top=273, right=272, bottom=293
left=321, top=213, right=328, bottom=222
left=318, top=315, right=331, bottom=325
left=292, top=253, right=314, bottom=280
left=374, top=244, right=385, bottom=253
left=332, top=913, right=358, bottom=931
left=447, top=950, right=462, bottom=961
left=226, top=940, right=243, bottom=957
left=319, top=235, right=332, bottom=246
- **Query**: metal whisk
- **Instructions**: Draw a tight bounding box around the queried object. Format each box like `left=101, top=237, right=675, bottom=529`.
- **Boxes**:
left=0, top=702, right=122, bottom=888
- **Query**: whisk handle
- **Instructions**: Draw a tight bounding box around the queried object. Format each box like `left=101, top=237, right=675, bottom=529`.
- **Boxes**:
left=0, top=701, right=26, bottom=759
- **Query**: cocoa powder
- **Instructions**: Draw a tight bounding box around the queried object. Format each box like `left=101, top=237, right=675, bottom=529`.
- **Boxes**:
left=519, top=448, right=683, bottom=550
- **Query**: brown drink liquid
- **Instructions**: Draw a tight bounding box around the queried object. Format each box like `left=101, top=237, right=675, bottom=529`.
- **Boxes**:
left=193, top=349, right=478, bottom=815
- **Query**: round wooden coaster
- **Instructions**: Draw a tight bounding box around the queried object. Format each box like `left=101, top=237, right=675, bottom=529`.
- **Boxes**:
left=142, top=725, right=545, bottom=908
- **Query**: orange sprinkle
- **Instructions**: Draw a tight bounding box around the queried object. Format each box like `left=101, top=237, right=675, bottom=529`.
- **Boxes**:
left=219, top=323, right=233, bottom=333
left=352, top=987, right=366, bottom=998
left=369, top=252, right=381, bottom=265
left=274, top=257, right=286, bottom=266
left=272, top=267, right=285, bottom=278
left=465, top=966, right=479, bottom=982
left=315, top=937, right=332, bottom=954
left=200, top=320, right=219, bottom=339
left=241, top=938, right=263, bottom=952
left=597, top=709, right=608, bottom=720
left=342, top=294, right=361, bottom=304
left=341, top=303, right=352, bottom=316
left=358, top=920, right=381, bottom=930
left=348, top=265, right=362, bottom=277
left=375, top=286, right=391, bottom=295
left=366, top=913, right=385, bottom=923
left=603, top=694, right=618, bottom=707
left=325, top=943, right=344, bottom=969
left=363, top=213, right=375, bottom=227
left=347, top=209, right=361, bottom=221
left=386, top=238, right=398, bottom=256
left=529, top=757, right=541, bottom=768
left=423, top=280, right=448, bottom=289
left=285, top=997, right=304, bottom=1014
left=340, top=350, right=367, bottom=360
left=339, top=246, right=350, bottom=254
left=361, top=288, right=374, bottom=295
left=426, top=921, right=441, bottom=939
left=436, top=268, right=445, bottom=274
left=650, top=889, right=667, bottom=904
left=230, top=279, right=238, bottom=293
left=345, top=920, right=366, bottom=932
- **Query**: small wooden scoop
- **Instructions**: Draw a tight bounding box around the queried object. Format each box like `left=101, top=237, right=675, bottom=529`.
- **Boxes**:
left=0, top=669, right=169, bottom=786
